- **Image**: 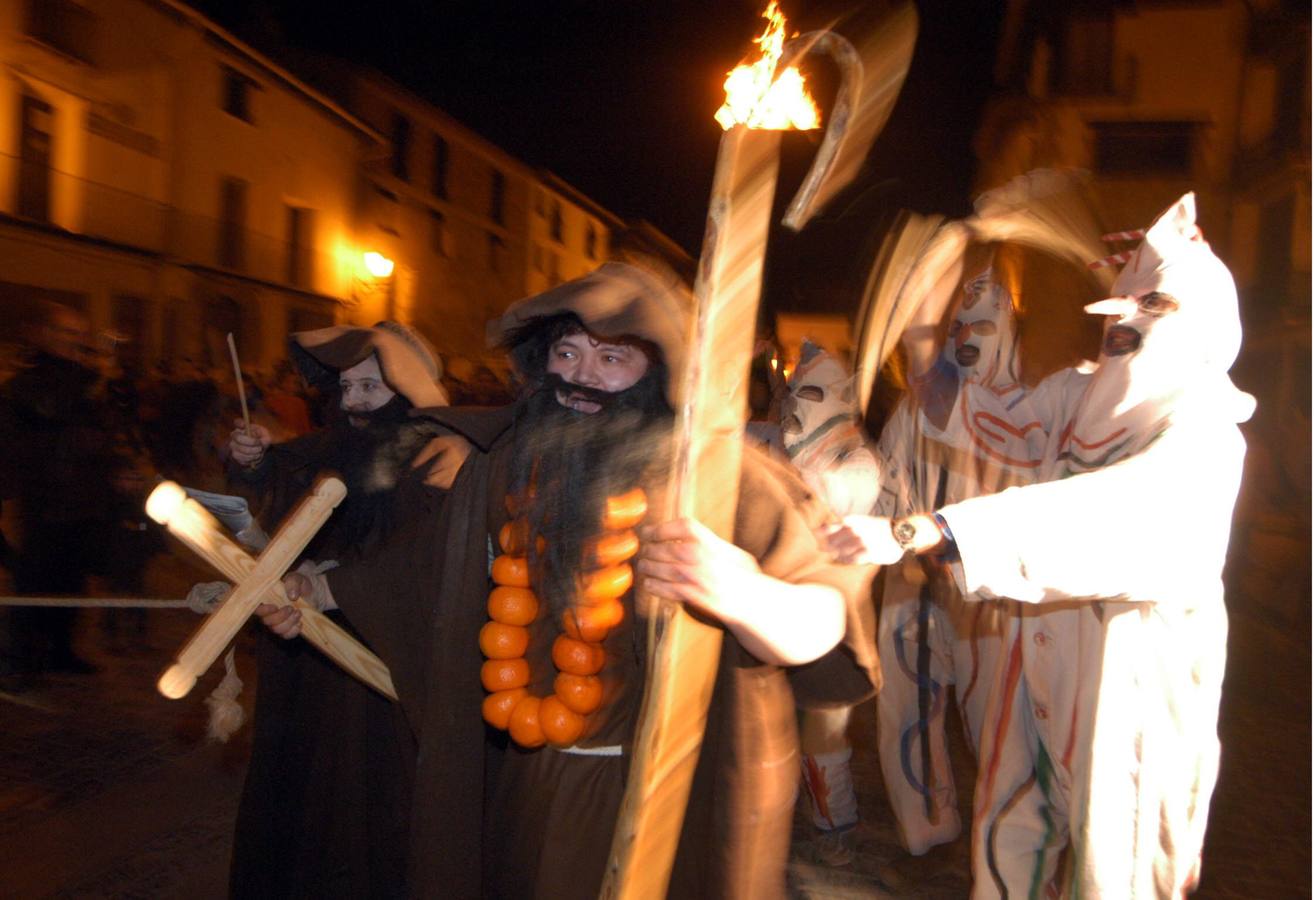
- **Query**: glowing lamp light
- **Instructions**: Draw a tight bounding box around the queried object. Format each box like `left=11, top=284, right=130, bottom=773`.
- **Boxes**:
left=714, top=1, right=820, bottom=132
left=363, top=251, right=395, bottom=278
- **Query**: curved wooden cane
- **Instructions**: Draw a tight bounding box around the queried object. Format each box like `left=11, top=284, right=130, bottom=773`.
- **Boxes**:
left=602, top=7, right=918, bottom=897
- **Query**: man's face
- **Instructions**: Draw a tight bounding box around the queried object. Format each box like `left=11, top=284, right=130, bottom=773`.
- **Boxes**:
left=339, top=355, right=397, bottom=426
left=545, top=329, right=650, bottom=414
left=41, top=307, right=93, bottom=364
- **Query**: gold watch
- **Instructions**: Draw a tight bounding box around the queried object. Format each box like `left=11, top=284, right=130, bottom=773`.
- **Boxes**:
left=891, top=518, right=919, bottom=554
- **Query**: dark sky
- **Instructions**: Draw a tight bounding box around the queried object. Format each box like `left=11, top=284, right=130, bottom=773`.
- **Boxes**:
left=197, top=0, right=1004, bottom=322
left=200, top=1, right=1003, bottom=251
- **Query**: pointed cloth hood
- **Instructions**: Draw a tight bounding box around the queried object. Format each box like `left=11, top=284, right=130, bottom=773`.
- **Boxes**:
left=1056, top=192, right=1253, bottom=474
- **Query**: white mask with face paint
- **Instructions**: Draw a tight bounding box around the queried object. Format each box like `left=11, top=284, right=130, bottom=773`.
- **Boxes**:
left=780, top=341, right=877, bottom=516
left=942, top=264, right=1019, bottom=388
left=781, top=341, right=857, bottom=456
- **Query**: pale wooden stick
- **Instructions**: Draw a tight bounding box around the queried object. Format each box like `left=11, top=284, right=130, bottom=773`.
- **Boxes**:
left=602, top=124, right=780, bottom=900
left=227, top=332, right=251, bottom=433
left=144, top=480, right=396, bottom=700
left=605, top=11, right=917, bottom=894
left=852, top=211, right=948, bottom=417
left=0, top=596, right=189, bottom=608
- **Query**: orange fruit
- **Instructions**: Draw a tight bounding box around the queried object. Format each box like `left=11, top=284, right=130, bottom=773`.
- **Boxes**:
left=561, top=599, right=624, bottom=642
left=488, top=586, right=539, bottom=626
left=508, top=695, right=546, bottom=748
left=581, top=563, right=633, bottom=601
left=587, top=529, right=639, bottom=567
left=479, top=621, right=529, bottom=660
left=482, top=687, right=528, bottom=729
left=481, top=657, right=530, bottom=692
left=561, top=608, right=606, bottom=642
left=554, top=673, right=604, bottom=715
left=603, top=488, right=648, bottom=530
left=491, top=555, right=530, bottom=587
left=540, top=695, right=585, bottom=747
left=552, top=635, right=605, bottom=676
left=498, top=519, right=528, bottom=554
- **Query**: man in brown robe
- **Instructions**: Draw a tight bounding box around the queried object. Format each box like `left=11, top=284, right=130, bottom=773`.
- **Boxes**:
left=225, top=321, right=449, bottom=899
left=264, top=260, right=879, bottom=899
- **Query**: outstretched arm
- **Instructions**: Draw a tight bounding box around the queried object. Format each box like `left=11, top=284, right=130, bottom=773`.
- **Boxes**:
left=637, top=517, right=846, bottom=667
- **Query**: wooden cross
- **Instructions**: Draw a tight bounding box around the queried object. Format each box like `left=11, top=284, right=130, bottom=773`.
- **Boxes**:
left=144, top=478, right=396, bottom=701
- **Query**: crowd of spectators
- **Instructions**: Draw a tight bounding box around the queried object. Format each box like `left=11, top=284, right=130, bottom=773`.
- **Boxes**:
left=0, top=301, right=512, bottom=691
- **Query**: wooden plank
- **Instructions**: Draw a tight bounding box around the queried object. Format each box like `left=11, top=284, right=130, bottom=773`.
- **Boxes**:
left=602, top=124, right=782, bottom=900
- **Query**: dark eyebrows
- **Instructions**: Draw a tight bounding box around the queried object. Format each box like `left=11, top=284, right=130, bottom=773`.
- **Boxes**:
left=557, top=333, right=633, bottom=355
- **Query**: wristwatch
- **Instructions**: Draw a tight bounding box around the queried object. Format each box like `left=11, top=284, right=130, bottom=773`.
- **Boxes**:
left=891, top=513, right=958, bottom=560
left=891, top=518, right=919, bottom=554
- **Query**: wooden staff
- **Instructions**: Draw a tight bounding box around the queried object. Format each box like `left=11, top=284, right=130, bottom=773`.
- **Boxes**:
left=601, top=124, right=777, bottom=900
left=603, top=8, right=917, bottom=897
left=145, top=480, right=396, bottom=700
left=226, top=332, right=251, bottom=434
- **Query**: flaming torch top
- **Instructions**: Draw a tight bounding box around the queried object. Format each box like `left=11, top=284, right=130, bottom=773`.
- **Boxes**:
left=714, top=2, right=820, bottom=131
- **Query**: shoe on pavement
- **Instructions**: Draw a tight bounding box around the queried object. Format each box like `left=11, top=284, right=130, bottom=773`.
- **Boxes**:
left=813, top=826, right=857, bottom=867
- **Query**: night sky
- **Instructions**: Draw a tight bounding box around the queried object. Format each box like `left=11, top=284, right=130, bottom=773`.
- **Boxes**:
left=198, top=0, right=1005, bottom=311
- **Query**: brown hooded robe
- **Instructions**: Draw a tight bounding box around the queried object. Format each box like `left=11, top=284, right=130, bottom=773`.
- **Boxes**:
left=325, top=263, right=879, bottom=898
left=227, top=323, right=445, bottom=899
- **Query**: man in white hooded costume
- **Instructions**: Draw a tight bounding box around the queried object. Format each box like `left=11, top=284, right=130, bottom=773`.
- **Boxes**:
left=873, top=256, right=1051, bottom=857
left=780, top=341, right=880, bottom=863
left=830, top=193, right=1251, bottom=897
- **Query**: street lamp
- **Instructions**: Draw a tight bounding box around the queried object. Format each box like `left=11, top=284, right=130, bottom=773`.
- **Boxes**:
left=363, top=251, right=394, bottom=278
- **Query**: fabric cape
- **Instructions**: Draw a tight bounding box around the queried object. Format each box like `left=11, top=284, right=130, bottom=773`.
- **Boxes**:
left=323, top=261, right=877, bottom=896
left=227, top=322, right=448, bottom=898
left=327, top=403, right=879, bottom=899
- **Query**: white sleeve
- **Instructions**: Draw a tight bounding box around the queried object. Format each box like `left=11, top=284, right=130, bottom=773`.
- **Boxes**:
left=939, top=420, right=1245, bottom=608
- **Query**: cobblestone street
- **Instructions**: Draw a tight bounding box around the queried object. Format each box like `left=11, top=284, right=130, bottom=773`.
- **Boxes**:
left=0, top=545, right=1308, bottom=898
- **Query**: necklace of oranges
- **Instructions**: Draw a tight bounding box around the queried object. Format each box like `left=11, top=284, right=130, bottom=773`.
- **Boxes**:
left=480, top=487, right=648, bottom=748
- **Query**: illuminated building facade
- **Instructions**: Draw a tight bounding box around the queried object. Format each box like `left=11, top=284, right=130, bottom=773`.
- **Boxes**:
left=0, top=0, right=382, bottom=372
left=0, top=0, right=671, bottom=376
left=301, top=66, right=624, bottom=362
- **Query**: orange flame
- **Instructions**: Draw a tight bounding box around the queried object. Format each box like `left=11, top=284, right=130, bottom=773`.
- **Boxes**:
left=714, top=2, right=820, bottom=131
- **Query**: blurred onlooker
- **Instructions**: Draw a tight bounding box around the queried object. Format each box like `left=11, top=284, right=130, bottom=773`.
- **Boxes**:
left=0, top=302, right=116, bottom=684
left=440, top=355, right=513, bottom=406
left=262, top=362, right=313, bottom=438
left=100, top=444, right=163, bottom=651
left=145, top=363, right=224, bottom=491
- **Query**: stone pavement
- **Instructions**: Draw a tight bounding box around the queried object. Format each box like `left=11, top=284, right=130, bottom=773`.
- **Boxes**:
left=0, top=547, right=1308, bottom=898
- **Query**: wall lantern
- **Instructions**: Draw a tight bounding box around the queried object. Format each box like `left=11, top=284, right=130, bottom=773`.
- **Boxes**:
left=363, top=251, right=395, bottom=278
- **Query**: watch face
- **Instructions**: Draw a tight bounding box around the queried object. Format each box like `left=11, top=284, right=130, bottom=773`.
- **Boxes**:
left=893, top=519, right=917, bottom=548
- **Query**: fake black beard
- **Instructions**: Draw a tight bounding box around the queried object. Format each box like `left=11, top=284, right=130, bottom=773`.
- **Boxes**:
left=510, top=372, right=673, bottom=615
left=316, top=393, right=413, bottom=555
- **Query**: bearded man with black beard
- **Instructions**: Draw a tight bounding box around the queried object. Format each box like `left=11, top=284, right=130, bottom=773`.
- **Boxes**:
left=222, top=321, right=452, bottom=900
left=260, top=260, right=880, bottom=900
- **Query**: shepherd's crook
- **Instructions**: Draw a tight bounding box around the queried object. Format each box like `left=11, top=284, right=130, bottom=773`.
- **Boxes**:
left=602, top=6, right=917, bottom=898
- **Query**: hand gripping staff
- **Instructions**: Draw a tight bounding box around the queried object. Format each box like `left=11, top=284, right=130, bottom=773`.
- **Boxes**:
left=602, top=5, right=918, bottom=897
left=144, top=479, right=396, bottom=701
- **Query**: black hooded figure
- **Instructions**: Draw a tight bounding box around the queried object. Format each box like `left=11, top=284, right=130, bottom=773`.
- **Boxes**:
left=226, top=321, right=448, bottom=900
